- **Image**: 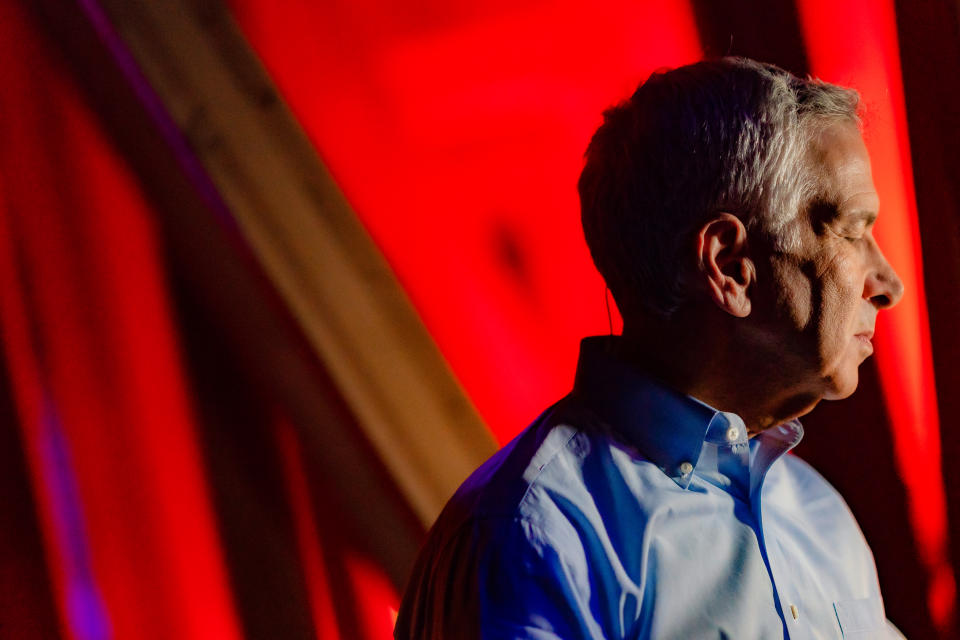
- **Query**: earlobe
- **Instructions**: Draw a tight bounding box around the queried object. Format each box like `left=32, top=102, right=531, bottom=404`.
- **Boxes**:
left=696, top=213, right=755, bottom=318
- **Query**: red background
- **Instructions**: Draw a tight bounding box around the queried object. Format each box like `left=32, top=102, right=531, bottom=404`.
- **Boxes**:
left=2, top=0, right=960, bottom=638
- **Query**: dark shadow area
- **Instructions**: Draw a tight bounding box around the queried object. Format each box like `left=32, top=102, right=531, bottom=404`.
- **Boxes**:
left=167, top=272, right=317, bottom=640
left=895, top=5, right=960, bottom=637
left=0, top=365, right=61, bottom=639
left=691, top=0, right=809, bottom=75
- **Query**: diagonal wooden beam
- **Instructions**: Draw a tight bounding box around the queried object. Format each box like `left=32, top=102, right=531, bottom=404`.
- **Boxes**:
left=92, top=0, right=497, bottom=526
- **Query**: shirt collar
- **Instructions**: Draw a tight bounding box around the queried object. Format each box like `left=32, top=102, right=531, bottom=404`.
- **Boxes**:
left=571, top=336, right=801, bottom=490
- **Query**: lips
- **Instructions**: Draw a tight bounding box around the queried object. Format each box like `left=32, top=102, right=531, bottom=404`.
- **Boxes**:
left=855, top=330, right=874, bottom=352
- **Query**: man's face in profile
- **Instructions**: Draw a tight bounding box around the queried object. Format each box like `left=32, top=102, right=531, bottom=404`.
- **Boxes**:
left=759, top=123, right=904, bottom=400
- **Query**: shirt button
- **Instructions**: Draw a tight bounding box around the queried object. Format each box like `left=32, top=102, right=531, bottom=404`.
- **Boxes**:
left=790, top=604, right=799, bottom=621
left=679, top=461, right=693, bottom=476
left=725, top=426, right=740, bottom=443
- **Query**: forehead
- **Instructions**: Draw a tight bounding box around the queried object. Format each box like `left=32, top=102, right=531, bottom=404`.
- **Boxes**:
left=807, top=122, right=879, bottom=216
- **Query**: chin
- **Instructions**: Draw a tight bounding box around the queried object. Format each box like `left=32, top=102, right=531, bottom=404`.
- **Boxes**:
left=821, top=367, right=860, bottom=400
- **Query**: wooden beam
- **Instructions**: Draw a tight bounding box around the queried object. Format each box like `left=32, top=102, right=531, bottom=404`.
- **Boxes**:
left=93, top=0, right=497, bottom=526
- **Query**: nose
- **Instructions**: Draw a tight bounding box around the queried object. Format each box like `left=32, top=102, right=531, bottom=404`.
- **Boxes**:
left=865, top=238, right=904, bottom=309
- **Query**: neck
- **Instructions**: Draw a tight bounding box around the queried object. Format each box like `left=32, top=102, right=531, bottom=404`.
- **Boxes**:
left=620, top=308, right=821, bottom=435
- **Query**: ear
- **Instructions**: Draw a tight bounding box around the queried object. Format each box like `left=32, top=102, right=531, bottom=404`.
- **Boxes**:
left=695, top=213, right=755, bottom=318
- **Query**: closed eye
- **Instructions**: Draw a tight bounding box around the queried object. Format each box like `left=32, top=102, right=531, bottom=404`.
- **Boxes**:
left=842, top=222, right=871, bottom=243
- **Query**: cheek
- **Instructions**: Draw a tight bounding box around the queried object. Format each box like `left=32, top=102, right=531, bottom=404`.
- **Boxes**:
left=816, top=257, right=865, bottom=363
left=815, top=267, right=864, bottom=397
left=770, top=259, right=814, bottom=330
left=821, top=257, right=862, bottom=328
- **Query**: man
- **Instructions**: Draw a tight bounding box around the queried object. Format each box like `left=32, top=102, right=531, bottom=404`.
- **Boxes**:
left=394, top=57, right=905, bottom=639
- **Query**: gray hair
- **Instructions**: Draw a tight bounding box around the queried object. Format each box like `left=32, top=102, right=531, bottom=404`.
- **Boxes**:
left=578, top=57, right=860, bottom=319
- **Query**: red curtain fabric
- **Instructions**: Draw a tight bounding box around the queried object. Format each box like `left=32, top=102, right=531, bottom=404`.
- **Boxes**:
left=0, top=1, right=242, bottom=636
left=226, top=0, right=704, bottom=444
left=0, top=2, right=401, bottom=638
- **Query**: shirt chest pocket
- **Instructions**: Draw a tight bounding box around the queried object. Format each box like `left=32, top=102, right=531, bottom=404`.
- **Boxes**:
left=833, top=596, right=886, bottom=638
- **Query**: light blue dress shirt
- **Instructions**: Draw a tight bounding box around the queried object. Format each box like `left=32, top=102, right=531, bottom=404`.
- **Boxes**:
left=395, top=337, right=900, bottom=639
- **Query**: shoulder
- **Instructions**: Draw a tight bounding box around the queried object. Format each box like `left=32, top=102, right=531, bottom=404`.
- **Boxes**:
left=394, top=399, right=597, bottom=639
left=448, top=397, right=679, bottom=538
left=435, top=395, right=658, bottom=523
left=395, top=398, right=672, bottom=639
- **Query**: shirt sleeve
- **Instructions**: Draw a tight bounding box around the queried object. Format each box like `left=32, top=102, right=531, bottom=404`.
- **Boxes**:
left=395, top=515, right=612, bottom=640
left=476, top=517, right=610, bottom=640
